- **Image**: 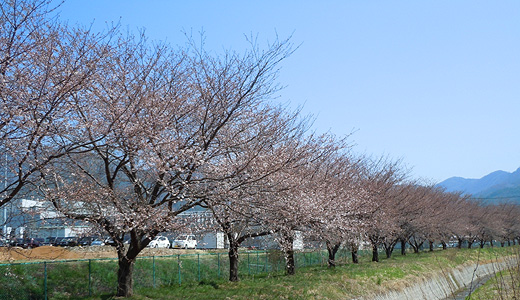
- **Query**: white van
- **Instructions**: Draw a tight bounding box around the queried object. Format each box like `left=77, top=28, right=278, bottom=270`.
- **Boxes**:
left=147, top=236, right=170, bottom=248
left=172, top=234, right=197, bottom=249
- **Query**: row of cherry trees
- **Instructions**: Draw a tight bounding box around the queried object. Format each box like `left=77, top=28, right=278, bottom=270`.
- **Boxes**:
left=2, top=1, right=520, bottom=297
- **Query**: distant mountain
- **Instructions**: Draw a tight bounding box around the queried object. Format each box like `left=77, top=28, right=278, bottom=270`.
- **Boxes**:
left=437, top=167, right=520, bottom=205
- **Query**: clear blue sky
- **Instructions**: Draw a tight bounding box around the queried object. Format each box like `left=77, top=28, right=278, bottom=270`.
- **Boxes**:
left=53, top=0, right=520, bottom=183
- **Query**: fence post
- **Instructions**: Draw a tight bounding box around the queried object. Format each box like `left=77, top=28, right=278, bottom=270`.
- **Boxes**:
left=153, top=256, right=156, bottom=288
left=88, top=259, right=92, bottom=297
left=256, top=252, right=259, bottom=274
left=177, top=254, right=182, bottom=286
left=248, top=252, right=250, bottom=275
left=277, top=255, right=280, bottom=272
left=44, top=261, right=48, bottom=300
left=197, top=253, right=201, bottom=282
left=265, top=250, right=268, bottom=272
left=217, top=253, right=220, bottom=278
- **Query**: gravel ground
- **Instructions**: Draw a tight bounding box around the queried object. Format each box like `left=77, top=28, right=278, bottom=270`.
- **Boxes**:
left=0, top=245, right=216, bottom=262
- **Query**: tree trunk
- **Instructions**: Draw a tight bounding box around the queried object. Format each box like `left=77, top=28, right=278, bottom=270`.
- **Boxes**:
left=351, top=249, right=359, bottom=264
left=400, top=239, right=406, bottom=255
left=457, top=238, right=463, bottom=249
left=384, top=243, right=394, bottom=259
left=410, top=240, right=421, bottom=253
left=285, top=249, right=295, bottom=275
left=228, top=240, right=240, bottom=282
left=372, top=244, right=379, bottom=262
left=116, top=256, right=135, bottom=297
left=429, top=240, right=434, bottom=252
left=468, top=240, right=473, bottom=249
left=441, top=241, right=447, bottom=250
left=281, top=233, right=296, bottom=275
left=501, top=241, right=505, bottom=247
left=326, top=241, right=340, bottom=268
left=490, top=240, right=494, bottom=247
left=479, top=240, right=485, bottom=248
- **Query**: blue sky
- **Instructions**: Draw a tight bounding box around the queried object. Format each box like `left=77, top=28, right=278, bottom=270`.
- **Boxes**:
left=53, top=1, right=520, bottom=183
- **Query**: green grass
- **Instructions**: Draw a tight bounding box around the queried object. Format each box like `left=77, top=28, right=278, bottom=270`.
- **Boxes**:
left=0, top=246, right=517, bottom=299
left=122, top=247, right=517, bottom=300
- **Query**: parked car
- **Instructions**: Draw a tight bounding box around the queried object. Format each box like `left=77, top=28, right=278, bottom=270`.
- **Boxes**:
left=148, top=236, right=170, bottom=248
left=78, top=236, right=95, bottom=246
left=52, top=237, right=65, bottom=246
left=104, top=237, right=116, bottom=246
left=12, top=238, right=28, bottom=248
left=43, top=237, right=55, bottom=246
left=12, top=238, right=43, bottom=249
left=90, top=238, right=105, bottom=246
left=32, top=238, right=45, bottom=248
left=171, top=234, right=197, bottom=249
left=56, top=237, right=78, bottom=247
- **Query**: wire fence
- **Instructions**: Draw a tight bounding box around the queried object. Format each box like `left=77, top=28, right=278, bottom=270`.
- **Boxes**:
left=0, top=248, right=356, bottom=299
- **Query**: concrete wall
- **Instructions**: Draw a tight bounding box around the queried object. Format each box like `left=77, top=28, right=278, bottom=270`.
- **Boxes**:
left=364, top=258, right=516, bottom=300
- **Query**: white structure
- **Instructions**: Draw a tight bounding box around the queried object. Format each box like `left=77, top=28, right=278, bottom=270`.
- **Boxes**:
left=2, top=198, right=88, bottom=239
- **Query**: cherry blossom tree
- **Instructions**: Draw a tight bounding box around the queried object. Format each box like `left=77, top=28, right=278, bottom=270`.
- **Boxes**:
left=431, top=190, right=465, bottom=250
left=0, top=0, right=111, bottom=209
left=496, top=203, right=520, bottom=246
left=306, top=153, right=369, bottom=267
left=201, top=106, right=314, bottom=281
left=359, top=157, right=407, bottom=262
left=260, top=135, right=347, bottom=275
left=40, top=28, right=295, bottom=296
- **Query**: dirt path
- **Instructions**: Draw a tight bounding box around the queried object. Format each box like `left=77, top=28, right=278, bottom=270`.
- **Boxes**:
left=0, top=246, right=211, bottom=263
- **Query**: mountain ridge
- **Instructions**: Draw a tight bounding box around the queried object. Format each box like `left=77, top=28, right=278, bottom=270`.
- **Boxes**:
left=437, top=167, right=520, bottom=205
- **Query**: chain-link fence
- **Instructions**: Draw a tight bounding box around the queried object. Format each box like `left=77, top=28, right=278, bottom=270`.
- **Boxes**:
left=0, top=248, right=355, bottom=299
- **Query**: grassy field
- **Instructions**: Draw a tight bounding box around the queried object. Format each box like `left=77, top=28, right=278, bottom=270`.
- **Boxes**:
left=1, top=246, right=516, bottom=299
left=113, top=247, right=516, bottom=300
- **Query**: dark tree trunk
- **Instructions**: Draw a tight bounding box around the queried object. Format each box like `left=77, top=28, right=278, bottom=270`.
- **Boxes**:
left=501, top=241, right=505, bottom=247
left=372, top=244, right=379, bottom=262
left=508, top=240, right=511, bottom=246
left=285, top=249, right=295, bottom=275
left=468, top=240, right=473, bottom=249
left=326, top=241, right=340, bottom=268
left=479, top=240, right=485, bottom=248
left=114, top=233, right=148, bottom=298
left=400, top=239, right=406, bottom=255
left=228, top=240, right=240, bottom=282
left=385, top=246, right=392, bottom=259
left=116, top=256, right=135, bottom=297
left=384, top=241, right=396, bottom=259
left=351, top=249, right=359, bottom=264
left=457, top=238, right=463, bottom=249
left=410, top=240, right=423, bottom=253
left=441, top=241, right=447, bottom=250
left=350, top=242, right=359, bottom=263
left=429, top=240, right=434, bottom=252
left=217, top=220, right=271, bottom=282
